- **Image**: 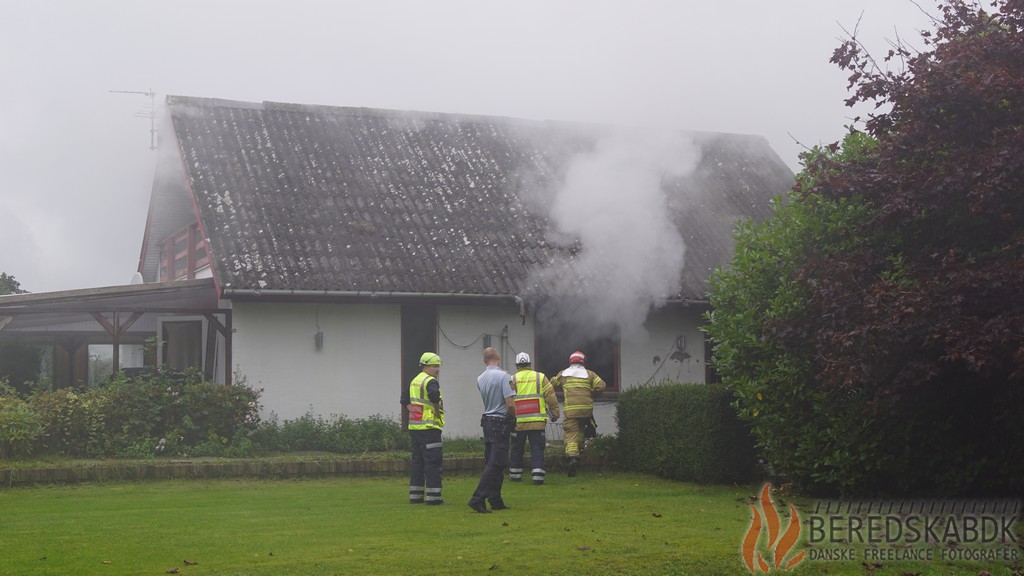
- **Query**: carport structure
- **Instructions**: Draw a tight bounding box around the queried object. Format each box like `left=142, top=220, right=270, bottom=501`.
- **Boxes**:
left=0, top=278, right=231, bottom=388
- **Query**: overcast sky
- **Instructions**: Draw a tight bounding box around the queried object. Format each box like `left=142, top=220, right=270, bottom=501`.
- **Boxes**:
left=1, top=0, right=938, bottom=294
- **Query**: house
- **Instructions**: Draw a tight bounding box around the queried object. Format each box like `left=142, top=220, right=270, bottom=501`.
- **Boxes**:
left=0, top=96, right=793, bottom=438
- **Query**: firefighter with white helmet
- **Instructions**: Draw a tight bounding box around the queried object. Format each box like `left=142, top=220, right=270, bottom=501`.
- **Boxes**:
left=550, top=350, right=605, bottom=477
left=508, top=351, right=560, bottom=485
left=403, top=352, right=445, bottom=504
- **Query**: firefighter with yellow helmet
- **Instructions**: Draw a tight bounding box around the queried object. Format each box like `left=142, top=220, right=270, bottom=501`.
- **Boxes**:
left=403, top=352, right=445, bottom=505
left=551, top=350, right=605, bottom=477
left=508, top=352, right=560, bottom=485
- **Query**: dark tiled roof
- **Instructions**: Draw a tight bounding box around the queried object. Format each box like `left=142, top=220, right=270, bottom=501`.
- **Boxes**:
left=167, top=96, right=793, bottom=300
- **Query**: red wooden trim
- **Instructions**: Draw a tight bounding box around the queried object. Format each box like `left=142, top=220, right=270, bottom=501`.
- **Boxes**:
left=159, top=223, right=211, bottom=281
left=185, top=224, right=194, bottom=280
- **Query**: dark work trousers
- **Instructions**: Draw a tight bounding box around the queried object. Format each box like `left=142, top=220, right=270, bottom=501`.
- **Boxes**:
left=469, top=416, right=510, bottom=508
left=509, top=429, right=547, bottom=484
left=409, top=428, right=443, bottom=504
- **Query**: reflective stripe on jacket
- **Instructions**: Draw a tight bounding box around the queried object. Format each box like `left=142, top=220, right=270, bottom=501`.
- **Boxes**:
left=551, top=367, right=605, bottom=419
left=408, top=372, right=443, bottom=430
left=513, top=368, right=560, bottom=431
left=513, top=370, right=547, bottom=424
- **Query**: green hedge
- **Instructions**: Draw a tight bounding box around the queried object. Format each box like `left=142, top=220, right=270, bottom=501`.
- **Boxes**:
left=0, top=369, right=262, bottom=459
left=249, top=412, right=409, bottom=454
left=616, top=383, right=759, bottom=484
left=2, top=368, right=414, bottom=460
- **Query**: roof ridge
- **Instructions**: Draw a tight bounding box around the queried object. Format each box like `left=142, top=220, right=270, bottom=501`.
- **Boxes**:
left=165, top=94, right=598, bottom=129
left=166, top=95, right=263, bottom=110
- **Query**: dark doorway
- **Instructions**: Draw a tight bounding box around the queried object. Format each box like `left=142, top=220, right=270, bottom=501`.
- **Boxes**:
left=401, top=304, right=438, bottom=426
left=534, top=313, right=619, bottom=394
left=162, top=320, right=203, bottom=372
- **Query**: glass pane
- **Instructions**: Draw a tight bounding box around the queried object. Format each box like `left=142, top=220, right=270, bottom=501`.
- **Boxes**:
left=87, top=344, right=145, bottom=386
left=174, top=256, right=188, bottom=278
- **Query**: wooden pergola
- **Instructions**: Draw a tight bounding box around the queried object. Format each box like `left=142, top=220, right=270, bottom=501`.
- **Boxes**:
left=0, top=278, right=232, bottom=387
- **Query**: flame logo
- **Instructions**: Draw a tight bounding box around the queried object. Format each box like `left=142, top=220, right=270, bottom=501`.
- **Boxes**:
left=742, top=483, right=805, bottom=573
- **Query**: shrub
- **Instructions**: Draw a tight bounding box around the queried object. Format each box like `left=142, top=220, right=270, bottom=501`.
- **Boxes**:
left=3, top=369, right=263, bottom=460
left=249, top=412, right=408, bottom=454
left=616, top=382, right=759, bottom=484
left=28, top=388, right=107, bottom=457
left=0, top=391, right=44, bottom=459
left=584, top=434, right=618, bottom=462
left=101, top=370, right=178, bottom=446
left=97, top=368, right=262, bottom=458
left=440, top=436, right=484, bottom=455
left=173, top=377, right=261, bottom=446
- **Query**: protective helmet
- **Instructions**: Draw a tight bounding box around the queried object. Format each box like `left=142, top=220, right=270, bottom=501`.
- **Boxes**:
left=569, top=351, right=586, bottom=364
left=419, top=352, right=442, bottom=366
left=515, top=352, right=531, bottom=365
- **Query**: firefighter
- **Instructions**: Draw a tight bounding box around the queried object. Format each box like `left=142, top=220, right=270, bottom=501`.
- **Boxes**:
left=508, top=352, right=560, bottom=485
left=550, top=350, right=605, bottom=477
left=403, top=352, right=445, bottom=505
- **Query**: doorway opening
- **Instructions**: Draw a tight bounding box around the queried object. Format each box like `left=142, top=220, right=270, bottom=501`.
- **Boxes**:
left=534, top=310, right=619, bottom=394
left=160, top=319, right=204, bottom=372
left=400, top=304, right=438, bottom=426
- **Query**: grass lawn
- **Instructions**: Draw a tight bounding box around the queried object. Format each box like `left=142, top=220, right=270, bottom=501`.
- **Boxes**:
left=0, top=471, right=1018, bottom=576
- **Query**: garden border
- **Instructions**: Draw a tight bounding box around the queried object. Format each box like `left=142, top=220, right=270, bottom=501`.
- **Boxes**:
left=1, top=454, right=607, bottom=487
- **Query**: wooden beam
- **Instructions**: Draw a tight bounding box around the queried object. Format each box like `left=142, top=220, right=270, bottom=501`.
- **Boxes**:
left=5, top=307, right=230, bottom=316
left=204, top=320, right=216, bottom=380
left=118, top=311, right=145, bottom=334
left=204, top=313, right=227, bottom=337
left=111, top=311, right=120, bottom=374
left=90, top=311, right=144, bottom=379
left=90, top=312, right=115, bottom=335
left=0, top=316, right=12, bottom=331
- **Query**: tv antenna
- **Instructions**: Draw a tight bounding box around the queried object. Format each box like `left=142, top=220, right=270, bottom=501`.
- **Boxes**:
left=110, top=88, right=157, bottom=150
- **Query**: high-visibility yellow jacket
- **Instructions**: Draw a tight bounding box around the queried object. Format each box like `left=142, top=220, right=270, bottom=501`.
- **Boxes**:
left=511, top=368, right=560, bottom=431
left=551, top=366, right=605, bottom=419
left=408, top=372, right=444, bottom=430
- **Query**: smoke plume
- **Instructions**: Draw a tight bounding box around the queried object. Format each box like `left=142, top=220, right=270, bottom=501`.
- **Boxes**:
left=529, top=128, right=700, bottom=338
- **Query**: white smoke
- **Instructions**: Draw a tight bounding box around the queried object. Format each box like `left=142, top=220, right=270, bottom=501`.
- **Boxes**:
left=531, top=128, right=700, bottom=338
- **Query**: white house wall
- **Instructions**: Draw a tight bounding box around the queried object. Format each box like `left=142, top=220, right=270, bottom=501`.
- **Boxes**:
left=621, top=306, right=707, bottom=388
left=434, top=305, right=534, bottom=439
left=229, top=300, right=704, bottom=441
left=231, top=301, right=402, bottom=423
left=591, top=306, right=707, bottom=436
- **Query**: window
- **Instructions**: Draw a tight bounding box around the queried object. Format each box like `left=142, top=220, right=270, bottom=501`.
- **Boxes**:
left=158, top=223, right=209, bottom=281
left=194, top=227, right=210, bottom=270
left=87, top=344, right=145, bottom=386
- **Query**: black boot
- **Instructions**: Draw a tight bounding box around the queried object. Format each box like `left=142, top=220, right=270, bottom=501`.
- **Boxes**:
left=567, top=457, right=579, bottom=477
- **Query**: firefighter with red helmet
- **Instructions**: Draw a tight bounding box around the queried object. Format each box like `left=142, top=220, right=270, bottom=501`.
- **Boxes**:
left=550, top=350, right=605, bottom=477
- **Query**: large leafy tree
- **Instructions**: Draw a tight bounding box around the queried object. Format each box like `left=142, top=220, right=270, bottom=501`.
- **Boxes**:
left=708, top=0, right=1024, bottom=496
left=0, top=272, right=27, bottom=295
left=708, top=133, right=900, bottom=496
left=0, top=273, right=41, bottom=394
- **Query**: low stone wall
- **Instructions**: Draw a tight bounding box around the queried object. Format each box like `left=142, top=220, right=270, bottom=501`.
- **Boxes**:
left=0, top=457, right=474, bottom=488
left=0, top=454, right=606, bottom=488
